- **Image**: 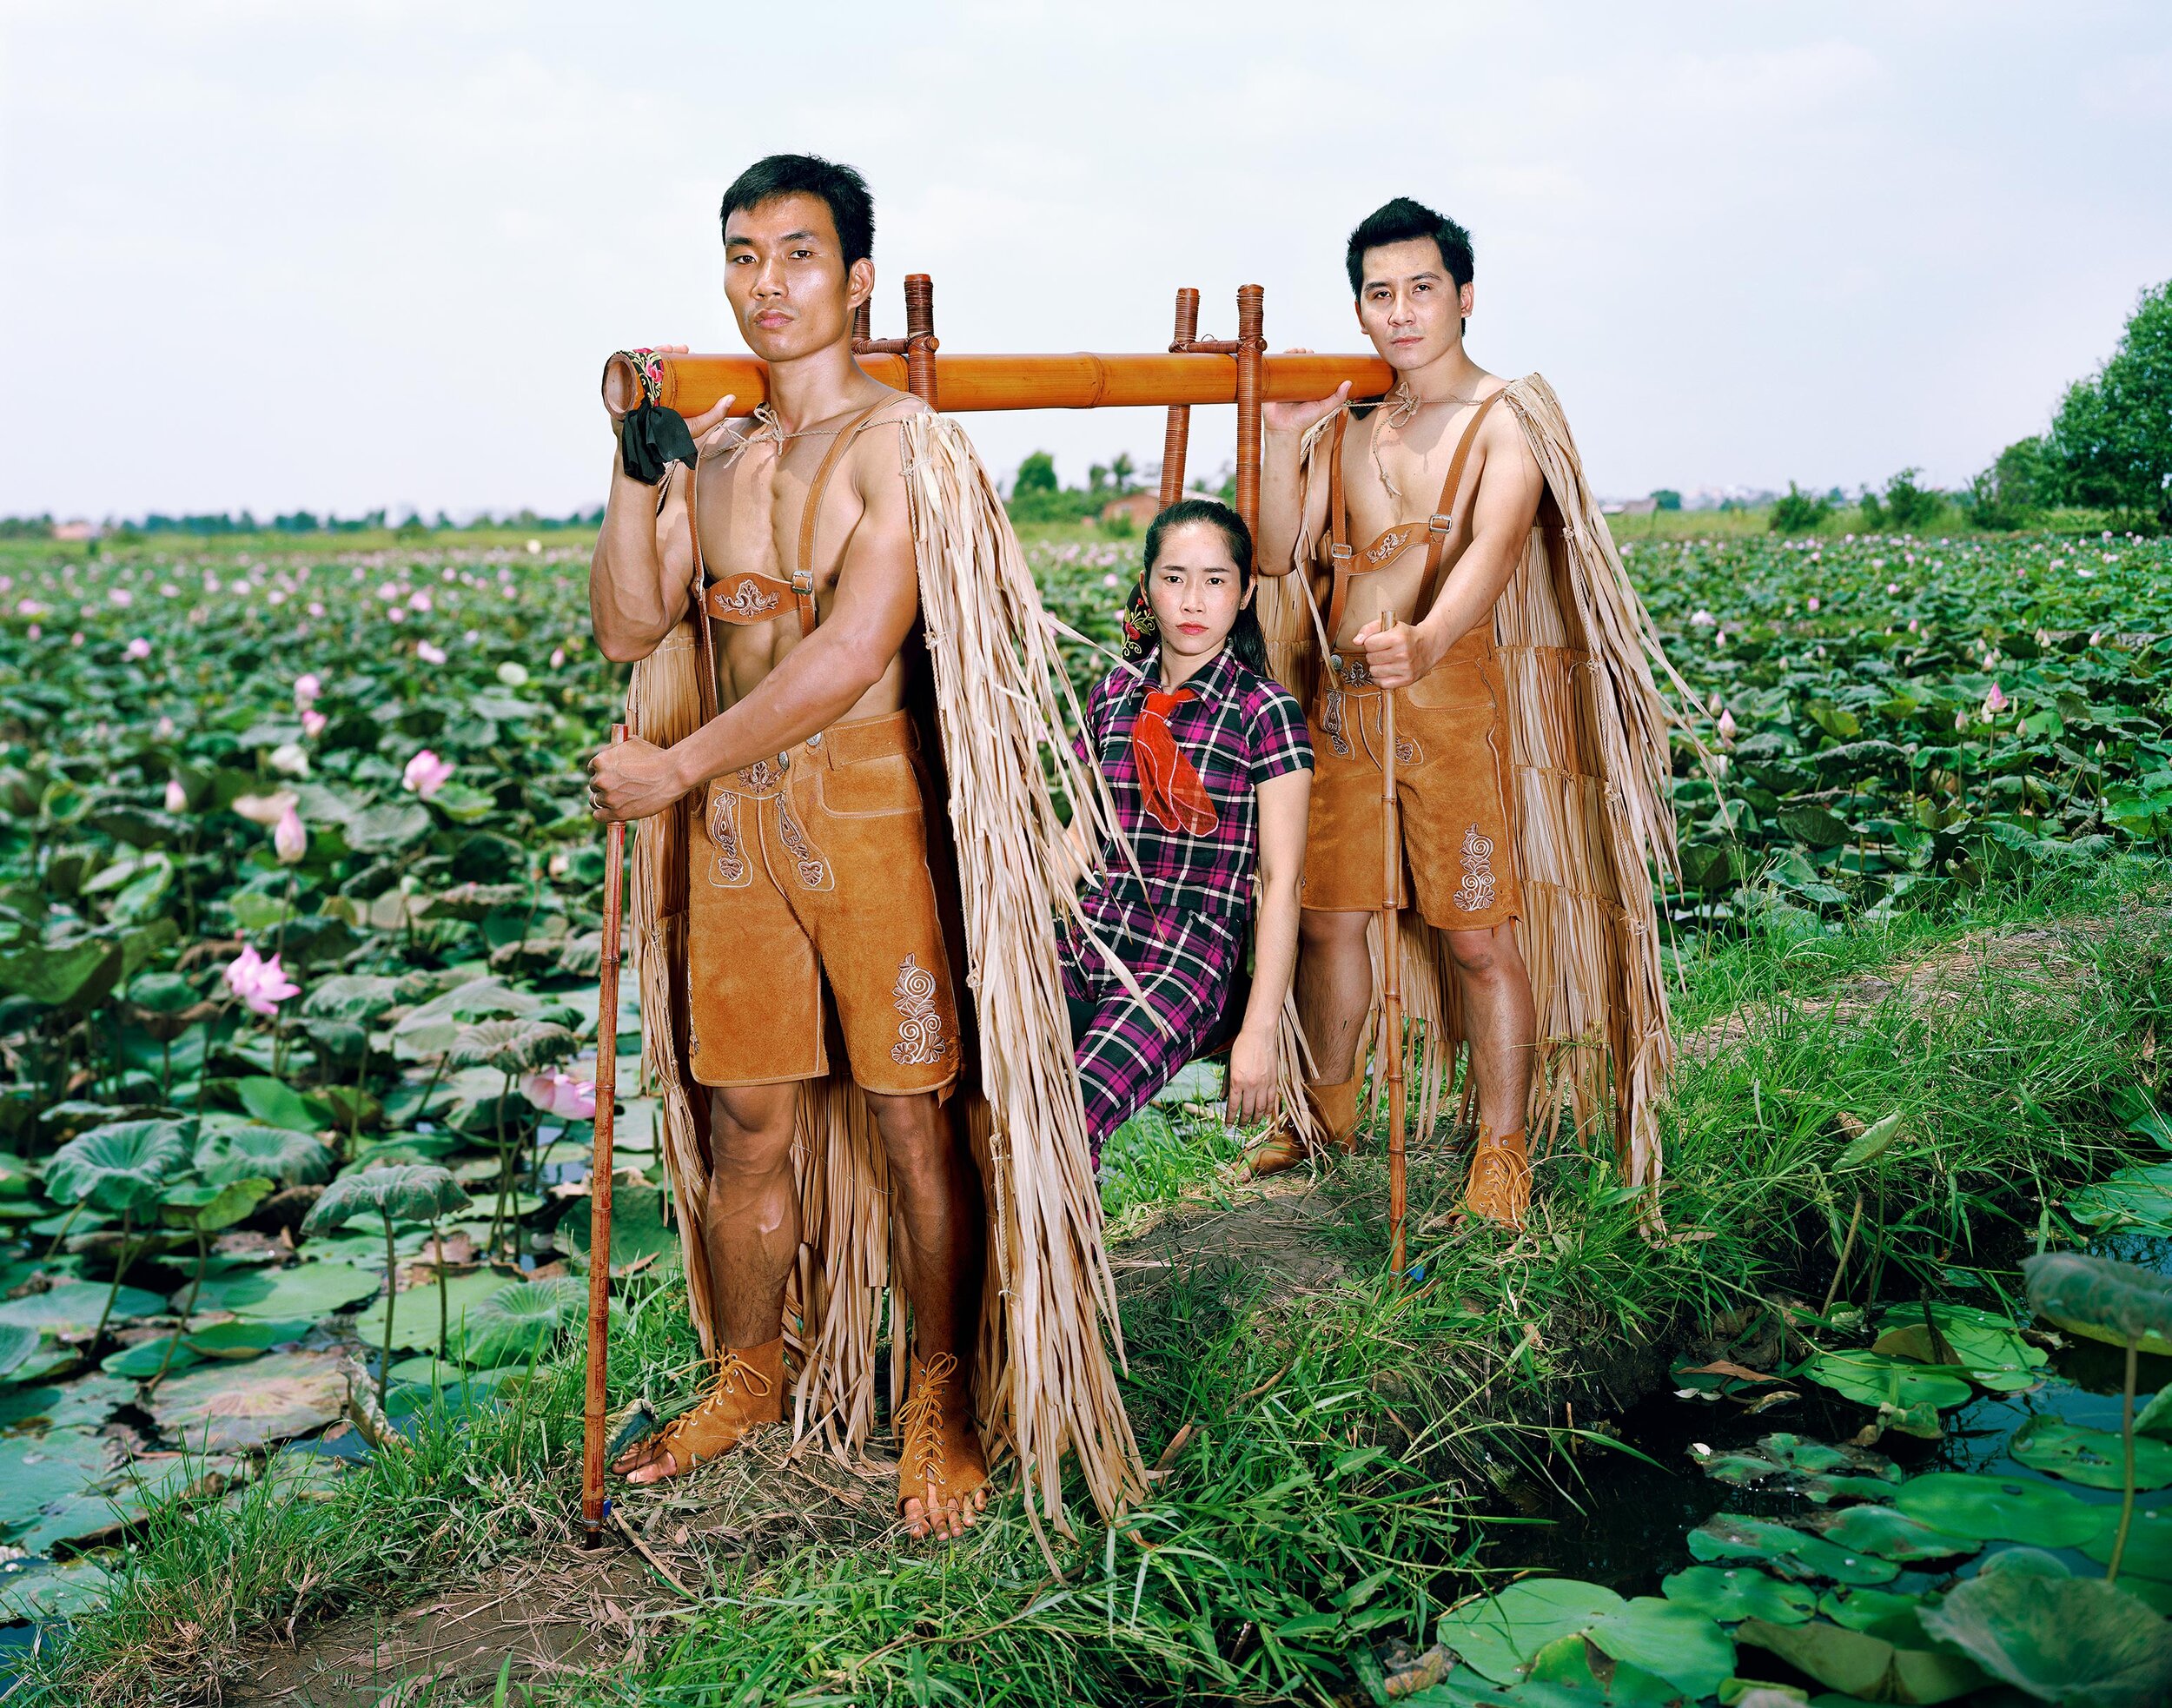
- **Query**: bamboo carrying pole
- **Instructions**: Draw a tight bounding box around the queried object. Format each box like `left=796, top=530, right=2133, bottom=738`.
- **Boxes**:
left=580, top=725, right=629, bottom=1549
left=601, top=348, right=1390, bottom=420
left=1379, top=617, right=1408, bottom=1278
left=1157, top=288, right=1201, bottom=509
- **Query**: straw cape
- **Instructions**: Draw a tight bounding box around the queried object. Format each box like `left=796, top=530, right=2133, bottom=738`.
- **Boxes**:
left=619, top=412, right=1146, bottom=1544
left=1259, top=374, right=1695, bottom=1202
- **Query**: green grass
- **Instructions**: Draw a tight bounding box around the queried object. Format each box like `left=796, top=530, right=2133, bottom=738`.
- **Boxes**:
left=26, top=862, right=2172, bottom=1706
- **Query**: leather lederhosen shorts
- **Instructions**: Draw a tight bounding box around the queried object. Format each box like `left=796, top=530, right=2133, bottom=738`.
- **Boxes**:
left=685, top=709, right=961, bottom=1094
left=1301, top=626, right=1522, bottom=931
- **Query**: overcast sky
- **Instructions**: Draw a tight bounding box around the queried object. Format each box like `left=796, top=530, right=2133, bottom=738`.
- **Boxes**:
left=4, top=1, right=2168, bottom=520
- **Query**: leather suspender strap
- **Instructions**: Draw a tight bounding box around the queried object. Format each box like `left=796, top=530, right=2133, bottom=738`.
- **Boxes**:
left=791, top=401, right=889, bottom=637
left=1323, top=413, right=1354, bottom=642
left=1412, top=389, right=1506, bottom=625
left=681, top=448, right=720, bottom=725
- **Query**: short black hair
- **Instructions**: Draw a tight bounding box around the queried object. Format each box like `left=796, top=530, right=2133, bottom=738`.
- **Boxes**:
left=1345, top=197, right=1473, bottom=298
left=719, top=154, right=874, bottom=268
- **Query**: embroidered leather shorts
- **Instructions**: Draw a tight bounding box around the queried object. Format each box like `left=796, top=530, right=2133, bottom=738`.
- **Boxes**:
left=685, top=709, right=961, bottom=1095
left=1301, top=626, right=1522, bottom=931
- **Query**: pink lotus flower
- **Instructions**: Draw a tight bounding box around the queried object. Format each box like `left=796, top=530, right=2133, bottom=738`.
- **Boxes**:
left=403, top=749, right=454, bottom=798
left=163, top=776, right=188, bottom=812
left=1806, top=596, right=1821, bottom=612
left=416, top=640, right=447, bottom=665
left=521, top=1070, right=597, bottom=1121
left=155, top=715, right=175, bottom=739
left=1717, top=708, right=1738, bottom=742
left=293, top=672, right=322, bottom=706
left=1982, top=682, right=2008, bottom=717
left=549, top=647, right=566, bottom=669
left=125, top=638, right=151, bottom=660
left=223, top=945, right=299, bottom=1017
left=273, top=804, right=308, bottom=864
left=1885, top=582, right=1899, bottom=596
left=1689, top=610, right=1715, bottom=628
left=301, top=708, right=328, bottom=738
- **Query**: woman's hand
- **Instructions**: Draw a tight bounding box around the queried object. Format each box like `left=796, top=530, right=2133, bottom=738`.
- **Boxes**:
left=1226, top=1024, right=1280, bottom=1127
left=588, top=736, right=694, bottom=823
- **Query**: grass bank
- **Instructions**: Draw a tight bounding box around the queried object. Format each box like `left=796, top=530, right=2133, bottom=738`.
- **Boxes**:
left=25, top=862, right=2172, bottom=1705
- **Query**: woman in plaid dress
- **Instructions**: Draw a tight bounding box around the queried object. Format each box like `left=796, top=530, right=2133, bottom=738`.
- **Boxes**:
left=1063, top=499, right=1314, bottom=1162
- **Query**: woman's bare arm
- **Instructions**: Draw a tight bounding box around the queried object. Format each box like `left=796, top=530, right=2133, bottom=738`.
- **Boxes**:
left=1225, top=765, right=1313, bottom=1125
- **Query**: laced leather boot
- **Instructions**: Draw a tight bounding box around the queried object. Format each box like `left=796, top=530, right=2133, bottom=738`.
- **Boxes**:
left=895, top=1350, right=987, bottom=1526
left=1244, top=1075, right=1361, bottom=1179
left=1460, top=1127, right=1532, bottom=1229
left=613, top=1337, right=784, bottom=1482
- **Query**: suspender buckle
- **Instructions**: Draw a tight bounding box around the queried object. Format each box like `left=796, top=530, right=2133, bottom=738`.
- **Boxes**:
left=1428, top=513, right=1453, bottom=534
left=1329, top=543, right=1353, bottom=562
left=790, top=570, right=814, bottom=595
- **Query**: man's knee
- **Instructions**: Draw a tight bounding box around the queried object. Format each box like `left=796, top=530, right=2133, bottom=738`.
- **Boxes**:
left=1300, top=908, right=1371, bottom=953
left=1445, top=924, right=1526, bottom=982
left=864, top=1089, right=952, bottom=1169
left=710, top=1084, right=797, bottom=1181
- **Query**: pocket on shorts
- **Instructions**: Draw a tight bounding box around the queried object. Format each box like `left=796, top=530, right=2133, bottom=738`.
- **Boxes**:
left=818, top=751, right=924, bottom=818
left=1405, top=659, right=1493, bottom=712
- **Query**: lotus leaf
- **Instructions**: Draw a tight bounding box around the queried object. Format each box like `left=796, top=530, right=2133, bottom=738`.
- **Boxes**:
left=2065, top=1162, right=2172, bottom=1235
left=1660, top=1565, right=1816, bottom=1625
left=0, top=1556, right=113, bottom=1622
left=351, top=1268, right=509, bottom=1354
left=2081, top=1504, right=2172, bottom=1579
left=1804, top=1503, right=1978, bottom=1562
left=1835, top=1110, right=1904, bottom=1170
left=452, top=1276, right=584, bottom=1367
left=151, top=1349, right=348, bottom=1450
left=2045, top=1314, right=2172, bottom=1361
left=1818, top=1583, right=1934, bottom=1639
left=43, top=1118, right=189, bottom=1211
left=1920, top=1548, right=2172, bottom=1707
left=0, top=937, right=123, bottom=1010
left=0, top=1279, right=167, bottom=1334
left=389, top=975, right=540, bottom=1059
left=2113, top=1085, right=2172, bottom=1152
left=1437, top=1579, right=1626, bottom=1685
left=2136, top=1387, right=2172, bottom=1442
left=194, top=1123, right=332, bottom=1187
left=2010, top=1416, right=2172, bottom=1491
left=100, top=1334, right=203, bottom=1380
left=1871, top=1303, right=2049, bottom=1392
left=0, top=1427, right=110, bottom=1531
left=343, top=803, right=432, bottom=853
left=0, top=1321, right=37, bottom=1380
left=1579, top=1596, right=1735, bottom=1699
left=188, top=1261, right=381, bottom=1320
left=236, top=1076, right=330, bottom=1134
left=1797, top=1348, right=1973, bottom=1413
left=103, top=1315, right=314, bottom=1378
left=161, top=1176, right=274, bottom=1233
left=1735, top=1617, right=1986, bottom=1705
left=565, top=1185, right=681, bottom=1268
left=447, top=1017, right=575, bottom=1074
left=2023, top=1253, right=2172, bottom=1347
left=1893, top=1471, right=2102, bottom=1546
left=0, top=1374, right=132, bottom=1430
left=303, top=1164, right=470, bottom=1235
left=1686, top=1513, right=1900, bottom=1586
left=301, top=973, right=400, bottom=1020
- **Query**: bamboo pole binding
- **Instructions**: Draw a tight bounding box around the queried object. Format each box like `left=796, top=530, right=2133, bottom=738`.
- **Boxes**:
left=580, top=724, right=628, bottom=1548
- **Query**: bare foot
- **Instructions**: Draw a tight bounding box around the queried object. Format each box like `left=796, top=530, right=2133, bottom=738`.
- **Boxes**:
left=896, top=1351, right=989, bottom=1541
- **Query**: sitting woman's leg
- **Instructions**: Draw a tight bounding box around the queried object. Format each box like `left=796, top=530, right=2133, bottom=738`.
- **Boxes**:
left=1069, top=912, right=1242, bottom=1162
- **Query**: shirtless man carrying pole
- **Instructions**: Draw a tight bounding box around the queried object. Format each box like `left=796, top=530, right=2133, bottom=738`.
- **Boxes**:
left=1254, top=199, right=1543, bottom=1223
left=586, top=155, right=986, bottom=1539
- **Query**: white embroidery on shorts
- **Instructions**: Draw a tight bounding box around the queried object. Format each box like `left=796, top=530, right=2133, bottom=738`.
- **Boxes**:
left=707, top=787, right=749, bottom=887
left=890, top=954, right=951, bottom=1066
left=1454, top=823, right=1498, bottom=913
left=774, top=798, right=830, bottom=889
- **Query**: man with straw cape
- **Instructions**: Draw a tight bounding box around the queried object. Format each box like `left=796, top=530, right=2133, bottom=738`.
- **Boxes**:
left=586, top=154, right=1140, bottom=1543
left=1252, top=197, right=1689, bottom=1227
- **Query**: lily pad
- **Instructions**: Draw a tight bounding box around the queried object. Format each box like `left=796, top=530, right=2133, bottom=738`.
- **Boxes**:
left=0, top=1556, right=113, bottom=1623
left=1797, top=1349, right=1974, bottom=1413
left=0, top=1321, right=39, bottom=1379
left=1818, top=1584, right=1933, bottom=1640
left=1736, top=1616, right=1986, bottom=1705
left=1893, top=1471, right=2101, bottom=1546
left=0, top=1280, right=168, bottom=1334
left=150, top=1350, right=349, bottom=1450
left=564, top=1184, right=682, bottom=1269
left=1921, top=1547, right=2172, bottom=1707
left=0, top=1427, right=110, bottom=1531
left=188, top=1261, right=381, bottom=1321
left=2010, top=1416, right=2172, bottom=1492
left=103, top=1315, right=316, bottom=1379
left=1661, top=1565, right=1816, bottom=1625
left=2024, top=1252, right=2172, bottom=1347
left=1686, top=1513, right=1900, bottom=1586
left=2066, top=1162, right=2172, bottom=1235
left=2081, top=1503, right=2172, bottom=1579
left=351, top=1268, right=509, bottom=1355
left=1871, top=1303, right=2049, bottom=1392
left=1804, top=1502, right=1978, bottom=1562
left=1437, top=1579, right=1626, bottom=1685
left=0, top=1375, right=132, bottom=1431
left=452, top=1276, right=584, bottom=1367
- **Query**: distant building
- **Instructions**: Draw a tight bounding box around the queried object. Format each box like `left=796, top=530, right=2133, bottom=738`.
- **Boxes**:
left=53, top=520, right=99, bottom=541
left=1601, top=497, right=1659, bottom=518
left=1099, top=491, right=1162, bottom=528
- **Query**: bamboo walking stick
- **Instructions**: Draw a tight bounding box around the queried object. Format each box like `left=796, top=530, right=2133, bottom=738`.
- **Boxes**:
left=1379, top=614, right=1407, bottom=1279
left=580, top=723, right=628, bottom=1549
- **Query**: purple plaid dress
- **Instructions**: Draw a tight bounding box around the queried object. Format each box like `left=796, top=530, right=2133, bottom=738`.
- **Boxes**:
left=1063, top=646, right=1312, bottom=1155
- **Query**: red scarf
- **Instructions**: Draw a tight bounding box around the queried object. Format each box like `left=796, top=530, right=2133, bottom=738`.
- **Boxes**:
left=1133, top=687, right=1218, bottom=835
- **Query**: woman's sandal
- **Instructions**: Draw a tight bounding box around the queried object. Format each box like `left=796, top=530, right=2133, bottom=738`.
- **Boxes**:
left=613, top=1337, right=783, bottom=1482
left=895, top=1351, right=987, bottom=1533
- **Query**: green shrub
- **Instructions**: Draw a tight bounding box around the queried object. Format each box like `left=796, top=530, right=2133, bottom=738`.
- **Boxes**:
left=1768, top=482, right=1833, bottom=535
left=2048, top=278, right=2172, bottom=530
left=1651, top=488, right=1682, bottom=511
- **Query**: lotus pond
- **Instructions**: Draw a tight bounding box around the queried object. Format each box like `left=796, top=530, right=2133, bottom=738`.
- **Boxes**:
left=1, top=524, right=2171, bottom=1704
